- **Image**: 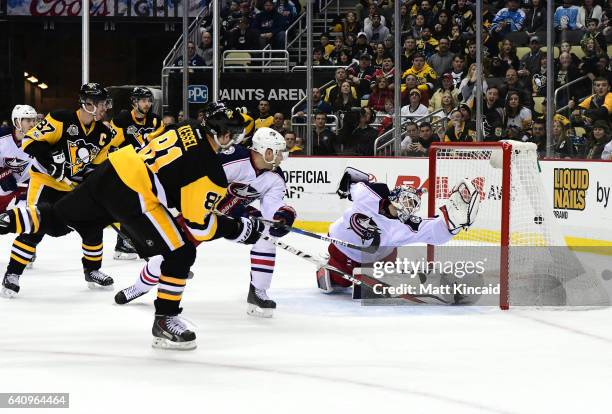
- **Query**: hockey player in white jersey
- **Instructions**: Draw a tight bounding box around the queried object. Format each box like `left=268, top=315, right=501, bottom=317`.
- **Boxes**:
left=0, top=105, right=41, bottom=297
left=316, top=167, right=481, bottom=293
left=115, top=127, right=295, bottom=317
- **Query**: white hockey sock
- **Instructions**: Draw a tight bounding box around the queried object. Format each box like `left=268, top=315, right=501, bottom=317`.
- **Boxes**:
left=135, top=255, right=162, bottom=292
left=250, top=249, right=275, bottom=290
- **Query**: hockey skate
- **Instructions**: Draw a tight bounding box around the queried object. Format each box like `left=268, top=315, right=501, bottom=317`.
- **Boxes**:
left=25, top=254, right=36, bottom=270
left=84, top=269, right=114, bottom=290
left=113, top=235, right=138, bottom=260
left=114, top=285, right=148, bottom=305
left=152, top=313, right=196, bottom=350
left=247, top=283, right=276, bottom=318
left=1, top=273, right=20, bottom=298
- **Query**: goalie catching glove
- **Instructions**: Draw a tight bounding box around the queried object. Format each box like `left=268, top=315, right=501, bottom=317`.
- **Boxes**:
left=439, top=179, right=481, bottom=235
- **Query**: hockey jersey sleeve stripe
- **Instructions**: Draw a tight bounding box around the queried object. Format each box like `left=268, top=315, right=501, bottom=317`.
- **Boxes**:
left=185, top=213, right=218, bottom=241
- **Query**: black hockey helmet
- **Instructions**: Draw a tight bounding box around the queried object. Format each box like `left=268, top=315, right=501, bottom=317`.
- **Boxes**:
left=79, top=82, right=109, bottom=104
left=202, top=101, right=246, bottom=149
left=130, top=86, right=154, bottom=102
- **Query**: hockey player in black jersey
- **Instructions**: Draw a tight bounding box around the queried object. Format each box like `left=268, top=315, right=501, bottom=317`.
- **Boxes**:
left=109, top=87, right=165, bottom=260
left=0, top=102, right=267, bottom=350
left=1, top=83, right=116, bottom=297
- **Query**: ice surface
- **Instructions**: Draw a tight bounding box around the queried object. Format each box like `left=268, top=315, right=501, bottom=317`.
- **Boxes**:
left=0, top=230, right=611, bottom=413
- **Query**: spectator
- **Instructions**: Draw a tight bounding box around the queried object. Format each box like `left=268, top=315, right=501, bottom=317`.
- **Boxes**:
left=177, top=110, right=185, bottom=122
left=411, top=14, right=426, bottom=39
left=554, top=0, right=581, bottom=31
left=552, top=119, right=577, bottom=158
left=459, top=63, right=488, bottom=102
left=593, top=55, right=612, bottom=85
left=504, top=91, right=533, bottom=132
left=372, top=56, right=396, bottom=85
left=555, top=52, right=581, bottom=109
left=464, top=40, right=478, bottom=68
left=312, top=47, right=332, bottom=66
left=482, top=86, right=506, bottom=141
left=578, top=0, right=604, bottom=30
left=400, top=37, right=418, bottom=71
left=343, top=11, right=361, bottom=39
left=450, top=0, right=475, bottom=34
left=337, top=49, right=356, bottom=67
left=559, top=41, right=582, bottom=67
left=585, top=120, right=611, bottom=158
left=328, top=36, right=346, bottom=63
left=346, top=107, right=378, bottom=156
left=271, top=112, right=287, bottom=135
left=528, top=118, right=547, bottom=155
left=400, top=121, right=420, bottom=152
left=227, top=17, right=260, bottom=50
left=365, top=13, right=391, bottom=45
left=354, top=32, right=375, bottom=58
left=428, top=37, right=454, bottom=77
left=531, top=54, right=548, bottom=97
left=403, top=122, right=440, bottom=156
left=349, top=53, right=375, bottom=98
left=524, top=0, right=546, bottom=35
left=448, top=24, right=466, bottom=55
left=375, top=98, right=395, bottom=135
left=284, top=130, right=304, bottom=156
left=449, top=54, right=466, bottom=89
left=401, top=73, right=430, bottom=107
left=276, top=0, right=298, bottom=23
left=255, top=99, right=274, bottom=130
left=401, top=89, right=429, bottom=121
left=417, top=27, right=439, bottom=58
left=571, top=77, right=612, bottom=125
left=581, top=18, right=607, bottom=54
left=491, top=39, right=520, bottom=78
left=444, top=109, right=477, bottom=142
left=295, top=88, right=332, bottom=117
left=333, top=81, right=361, bottom=112
left=580, top=37, right=606, bottom=78
left=383, top=34, right=394, bottom=53
left=319, top=33, right=335, bottom=58
left=364, top=6, right=387, bottom=33
left=198, top=31, right=213, bottom=66
left=254, top=0, right=286, bottom=49
left=325, top=68, right=358, bottom=103
left=368, top=78, right=394, bottom=112
left=372, top=43, right=388, bottom=70
left=312, top=112, right=337, bottom=155
left=433, top=10, right=452, bottom=39
left=402, top=53, right=438, bottom=93
left=162, top=113, right=176, bottom=127
left=437, top=90, right=457, bottom=121
left=520, top=36, right=543, bottom=79
left=197, top=108, right=206, bottom=123
left=354, top=0, right=370, bottom=23
left=491, top=0, right=525, bottom=39
left=429, top=73, right=459, bottom=111
left=174, top=41, right=206, bottom=66
left=499, top=68, right=533, bottom=109
left=395, top=3, right=412, bottom=36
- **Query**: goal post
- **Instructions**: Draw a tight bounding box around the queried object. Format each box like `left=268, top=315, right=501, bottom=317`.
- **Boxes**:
left=427, top=140, right=609, bottom=309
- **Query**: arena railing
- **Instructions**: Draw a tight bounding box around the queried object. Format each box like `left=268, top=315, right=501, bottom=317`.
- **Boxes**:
left=373, top=109, right=446, bottom=156
left=222, top=49, right=290, bottom=72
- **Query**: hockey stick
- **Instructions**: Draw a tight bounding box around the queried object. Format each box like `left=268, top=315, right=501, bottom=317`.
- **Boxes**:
left=254, top=217, right=379, bottom=254
left=259, top=234, right=449, bottom=305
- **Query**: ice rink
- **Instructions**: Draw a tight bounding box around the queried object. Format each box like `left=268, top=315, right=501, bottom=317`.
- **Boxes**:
left=0, top=229, right=611, bottom=413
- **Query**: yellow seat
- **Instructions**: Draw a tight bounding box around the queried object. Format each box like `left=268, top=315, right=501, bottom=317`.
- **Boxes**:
left=361, top=99, right=369, bottom=107
left=516, top=47, right=530, bottom=60
left=571, top=46, right=585, bottom=59
left=224, top=51, right=251, bottom=68
left=574, top=127, right=586, bottom=137
left=608, top=44, right=612, bottom=58
left=540, top=46, right=559, bottom=59
left=533, top=96, right=545, bottom=114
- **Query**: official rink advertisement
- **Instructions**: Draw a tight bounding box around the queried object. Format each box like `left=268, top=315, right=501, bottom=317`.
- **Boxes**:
left=281, top=157, right=612, bottom=251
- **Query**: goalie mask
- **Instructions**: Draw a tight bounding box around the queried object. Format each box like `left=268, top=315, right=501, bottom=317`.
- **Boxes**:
left=388, top=185, right=423, bottom=224
left=251, top=127, right=287, bottom=168
left=202, top=102, right=246, bottom=150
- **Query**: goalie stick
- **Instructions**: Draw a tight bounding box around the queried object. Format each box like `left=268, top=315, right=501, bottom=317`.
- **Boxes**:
left=258, top=234, right=449, bottom=305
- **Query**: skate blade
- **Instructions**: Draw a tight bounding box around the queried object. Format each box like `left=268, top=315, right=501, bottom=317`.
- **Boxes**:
left=247, top=304, right=273, bottom=318
left=113, top=252, right=139, bottom=261
left=25, top=262, right=33, bottom=269
left=0, top=287, right=18, bottom=298
left=152, top=337, right=197, bottom=350
left=87, top=282, right=114, bottom=290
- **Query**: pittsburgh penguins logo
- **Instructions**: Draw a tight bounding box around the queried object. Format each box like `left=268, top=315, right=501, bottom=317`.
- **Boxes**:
left=227, top=182, right=260, bottom=201
left=348, top=213, right=381, bottom=245
left=5, top=158, right=29, bottom=174
left=67, top=139, right=100, bottom=175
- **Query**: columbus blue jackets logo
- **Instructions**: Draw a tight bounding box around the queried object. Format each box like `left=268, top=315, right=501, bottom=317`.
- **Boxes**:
left=5, top=158, right=29, bottom=175
left=348, top=213, right=381, bottom=244
left=227, top=182, right=260, bottom=201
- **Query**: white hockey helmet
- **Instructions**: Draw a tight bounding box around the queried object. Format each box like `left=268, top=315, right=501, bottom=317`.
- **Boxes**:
left=11, top=104, right=37, bottom=132
left=251, top=127, right=287, bottom=168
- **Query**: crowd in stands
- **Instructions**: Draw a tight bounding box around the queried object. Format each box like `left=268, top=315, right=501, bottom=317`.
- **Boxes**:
left=170, top=0, right=611, bottom=160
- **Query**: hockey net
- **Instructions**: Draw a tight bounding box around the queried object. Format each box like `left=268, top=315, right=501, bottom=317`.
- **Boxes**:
left=428, top=141, right=609, bottom=309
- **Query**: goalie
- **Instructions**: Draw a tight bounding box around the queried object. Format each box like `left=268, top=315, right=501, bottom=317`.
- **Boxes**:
left=316, top=167, right=481, bottom=294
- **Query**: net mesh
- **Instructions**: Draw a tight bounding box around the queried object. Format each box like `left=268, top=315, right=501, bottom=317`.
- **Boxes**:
left=431, top=141, right=609, bottom=307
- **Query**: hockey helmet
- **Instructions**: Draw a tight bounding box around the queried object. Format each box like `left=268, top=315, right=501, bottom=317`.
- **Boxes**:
left=251, top=127, right=287, bottom=168
left=202, top=102, right=246, bottom=149
left=11, top=105, right=37, bottom=132
left=79, top=83, right=112, bottom=115
left=388, top=185, right=424, bottom=223
left=130, top=87, right=154, bottom=103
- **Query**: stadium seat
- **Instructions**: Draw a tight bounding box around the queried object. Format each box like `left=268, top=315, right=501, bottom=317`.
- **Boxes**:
left=540, top=46, right=559, bottom=58
left=533, top=96, right=545, bottom=114
left=516, top=47, right=530, bottom=60
left=361, top=99, right=368, bottom=107
left=608, top=45, right=612, bottom=59
left=574, top=127, right=586, bottom=137
left=224, top=51, right=251, bottom=68
left=571, top=46, right=585, bottom=59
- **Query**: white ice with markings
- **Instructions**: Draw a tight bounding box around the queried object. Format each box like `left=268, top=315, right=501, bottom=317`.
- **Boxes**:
left=0, top=230, right=611, bottom=413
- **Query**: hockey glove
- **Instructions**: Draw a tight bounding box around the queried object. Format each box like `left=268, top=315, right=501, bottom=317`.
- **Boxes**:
left=336, top=167, right=370, bottom=200
left=440, top=179, right=481, bottom=235
left=269, top=206, right=296, bottom=238
left=0, top=169, right=17, bottom=193
left=45, top=150, right=67, bottom=182
left=230, top=216, right=265, bottom=245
